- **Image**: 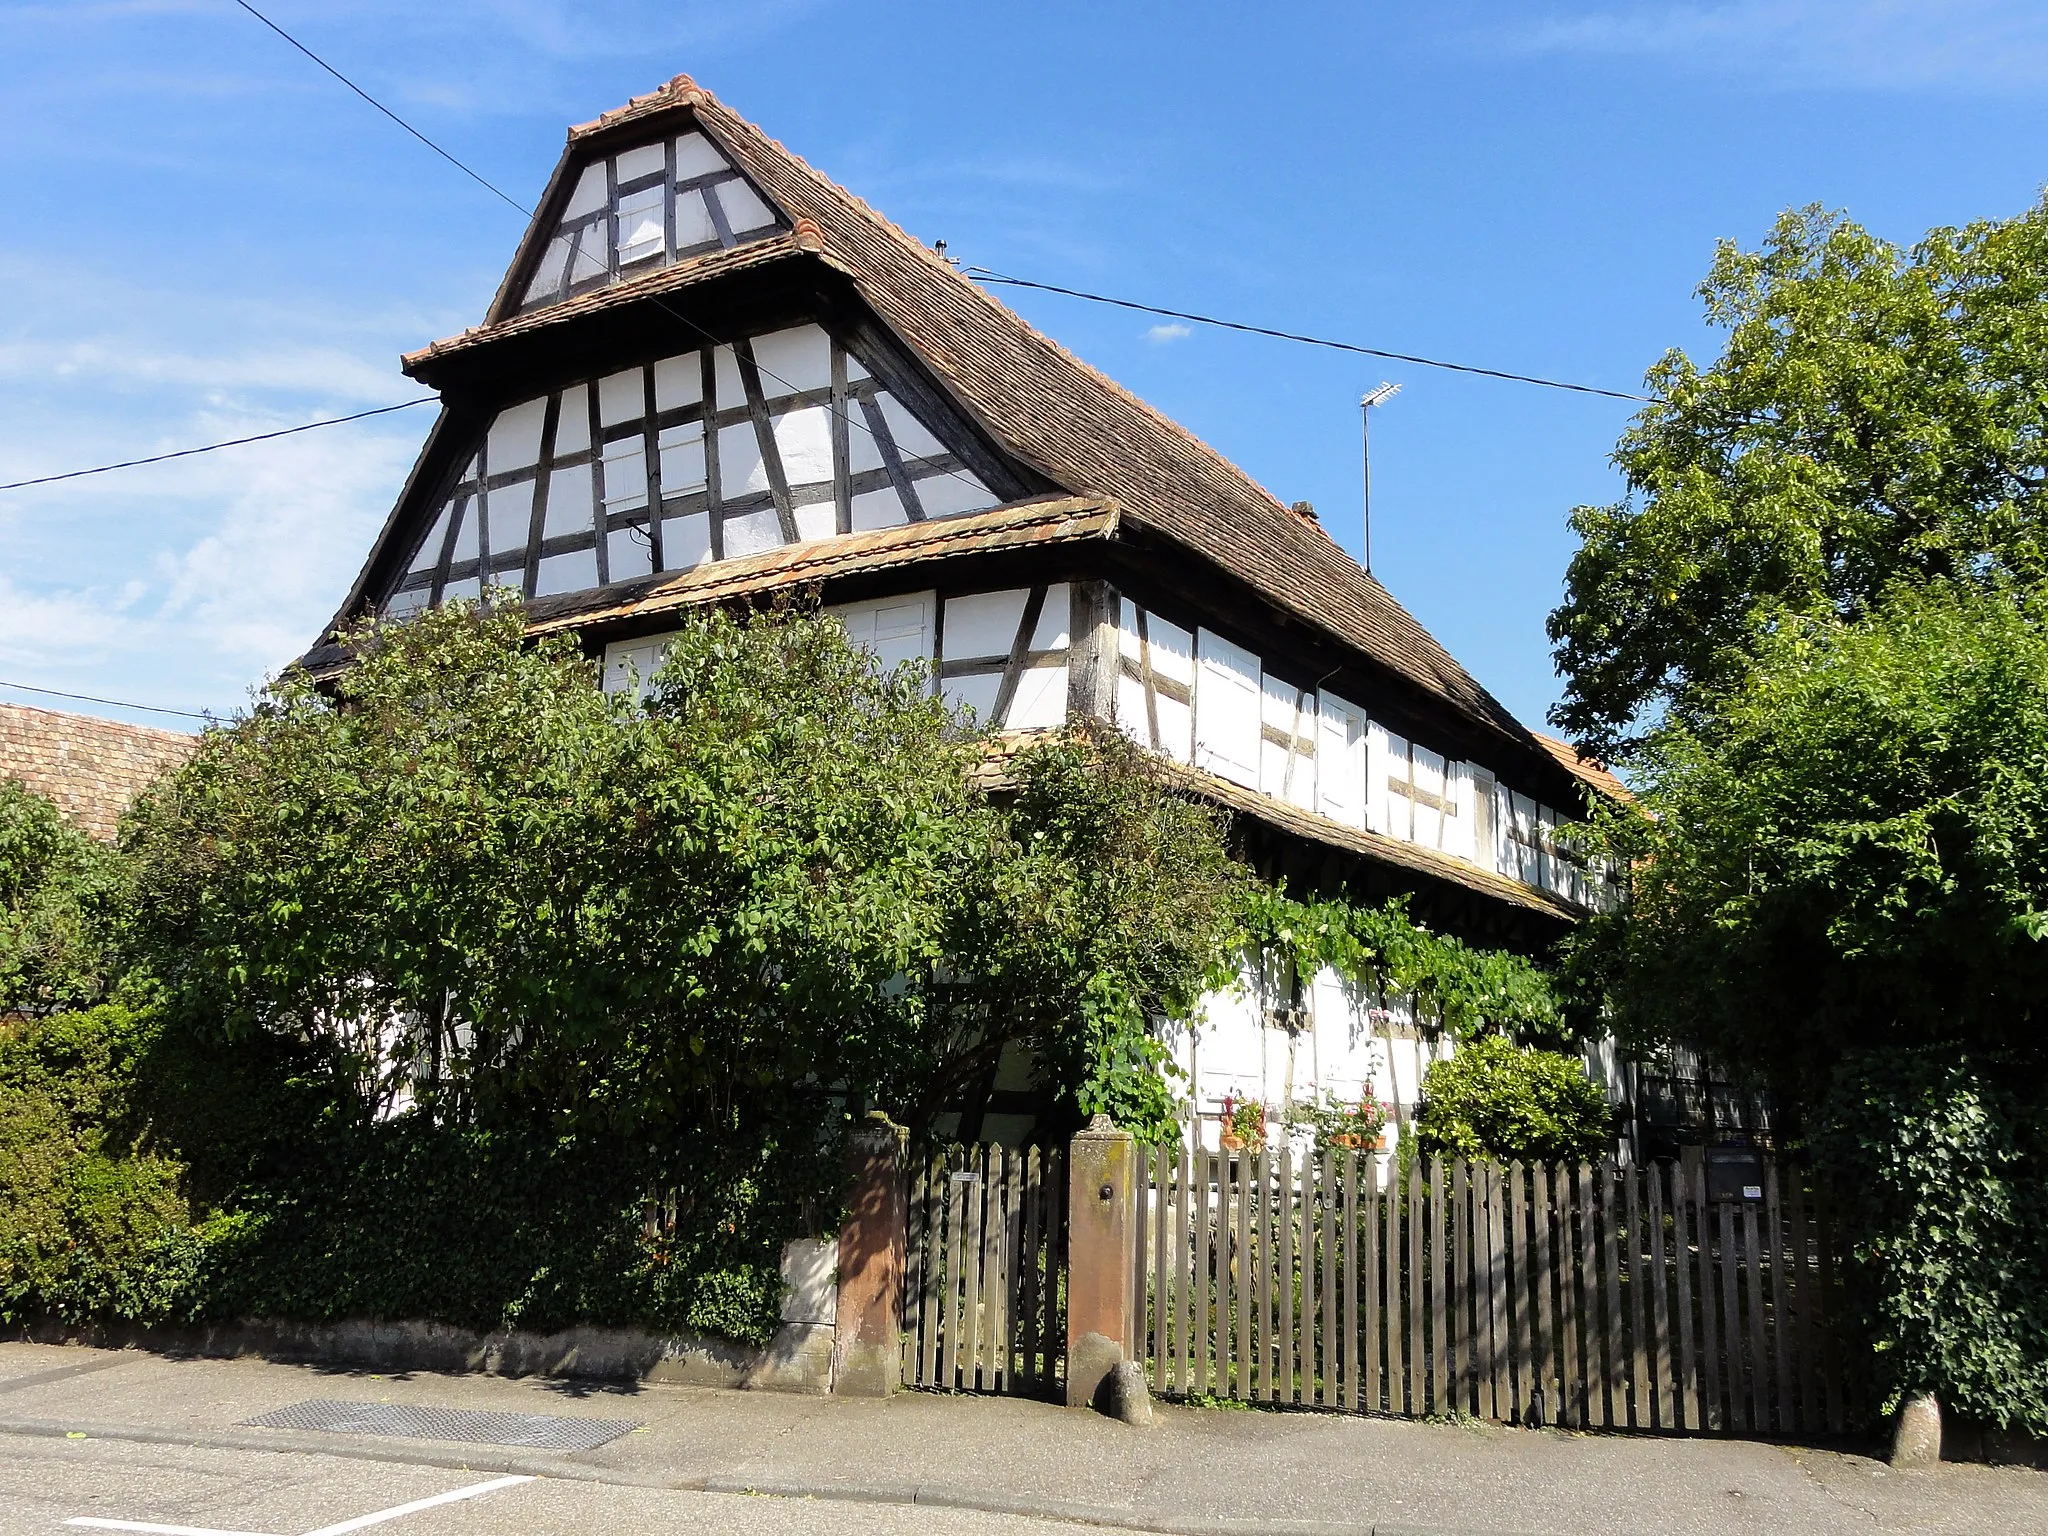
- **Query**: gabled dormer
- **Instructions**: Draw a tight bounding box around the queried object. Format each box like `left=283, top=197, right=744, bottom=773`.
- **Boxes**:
left=506, top=119, right=786, bottom=317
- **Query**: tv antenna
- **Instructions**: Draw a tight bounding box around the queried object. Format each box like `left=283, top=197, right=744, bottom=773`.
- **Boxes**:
left=1359, top=382, right=1401, bottom=573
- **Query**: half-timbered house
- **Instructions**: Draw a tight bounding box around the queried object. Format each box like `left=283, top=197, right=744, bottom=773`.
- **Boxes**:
left=300, top=75, right=1621, bottom=1149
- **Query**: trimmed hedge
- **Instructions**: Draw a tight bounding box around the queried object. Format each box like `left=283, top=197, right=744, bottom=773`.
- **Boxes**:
left=1, top=1004, right=834, bottom=1345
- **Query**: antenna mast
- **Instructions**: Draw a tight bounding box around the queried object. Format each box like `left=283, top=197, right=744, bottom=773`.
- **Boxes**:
left=1359, top=382, right=1400, bottom=574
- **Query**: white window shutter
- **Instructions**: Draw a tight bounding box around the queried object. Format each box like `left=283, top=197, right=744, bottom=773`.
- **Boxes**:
left=1366, top=720, right=1392, bottom=835
left=1194, top=629, right=1261, bottom=789
left=1504, top=790, right=1531, bottom=883
left=602, top=635, right=671, bottom=699
left=1371, top=725, right=1414, bottom=841
left=1444, top=761, right=1478, bottom=862
left=1316, top=692, right=1369, bottom=829
left=1411, top=745, right=1447, bottom=850
left=1466, top=768, right=1497, bottom=870
left=828, top=592, right=935, bottom=673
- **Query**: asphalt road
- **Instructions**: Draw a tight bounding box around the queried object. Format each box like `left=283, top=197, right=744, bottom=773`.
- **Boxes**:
left=1, top=1434, right=1096, bottom=1536
left=5, top=1342, right=2047, bottom=1536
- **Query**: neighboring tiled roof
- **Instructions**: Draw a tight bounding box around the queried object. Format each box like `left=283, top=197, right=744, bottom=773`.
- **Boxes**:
left=1532, top=731, right=1631, bottom=804
left=976, top=729, right=1581, bottom=921
left=0, top=703, right=196, bottom=841
left=418, top=75, right=1535, bottom=752
left=301, top=495, right=1118, bottom=678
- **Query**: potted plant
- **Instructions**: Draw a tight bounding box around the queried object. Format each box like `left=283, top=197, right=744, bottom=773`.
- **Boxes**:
left=1287, top=1089, right=1391, bottom=1156
left=1219, top=1093, right=1269, bottom=1154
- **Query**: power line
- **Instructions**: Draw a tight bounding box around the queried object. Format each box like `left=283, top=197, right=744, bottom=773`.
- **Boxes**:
left=964, top=267, right=1658, bottom=404
left=0, top=679, right=217, bottom=723
left=231, top=0, right=530, bottom=217
left=0, top=399, right=437, bottom=493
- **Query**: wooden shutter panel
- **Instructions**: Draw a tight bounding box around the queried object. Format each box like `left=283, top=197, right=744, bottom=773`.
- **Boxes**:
left=1194, top=629, right=1261, bottom=789
left=1410, top=745, right=1447, bottom=850
left=829, top=591, right=934, bottom=672
left=601, top=635, right=670, bottom=698
left=1366, top=721, right=1392, bottom=834
left=1370, top=724, right=1414, bottom=841
left=1443, top=760, right=1478, bottom=863
left=1316, top=692, right=1369, bottom=829
left=1466, top=768, right=1497, bottom=870
left=1259, top=677, right=1317, bottom=810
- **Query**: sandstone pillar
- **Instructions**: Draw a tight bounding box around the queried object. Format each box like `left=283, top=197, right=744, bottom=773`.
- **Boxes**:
left=833, top=1112, right=907, bottom=1396
left=1065, top=1114, right=1137, bottom=1408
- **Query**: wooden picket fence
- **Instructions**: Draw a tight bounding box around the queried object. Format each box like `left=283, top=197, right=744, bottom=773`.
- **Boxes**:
left=903, top=1141, right=1068, bottom=1395
left=1132, top=1145, right=1863, bottom=1436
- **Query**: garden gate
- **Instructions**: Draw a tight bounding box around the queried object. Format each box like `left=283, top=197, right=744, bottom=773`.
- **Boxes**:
left=903, top=1141, right=1067, bottom=1395
left=1130, top=1146, right=1863, bottom=1436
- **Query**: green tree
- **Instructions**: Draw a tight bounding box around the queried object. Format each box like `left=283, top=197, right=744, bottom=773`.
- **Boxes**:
left=0, top=780, right=126, bottom=1017
left=125, top=597, right=1237, bottom=1144
left=1576, top=582, right=2048, bottom=1101
left=1549, top=198, right=2048, bottom=759
left=1569, top=582, right=2048, bottom=1425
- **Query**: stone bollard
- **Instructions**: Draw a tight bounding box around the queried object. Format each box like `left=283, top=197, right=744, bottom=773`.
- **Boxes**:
left=833, top=1111, right=908, bottom=1396
left=1891, top=1391, right=1942, bottom=1469
left=1101, top=1358, right=1153, bottom=1427
left=1065, top=1114, right=1137, bottom=1410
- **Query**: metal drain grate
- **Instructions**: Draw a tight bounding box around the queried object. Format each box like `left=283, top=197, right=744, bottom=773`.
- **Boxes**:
left=242, top=1398, right=638, bottom=1452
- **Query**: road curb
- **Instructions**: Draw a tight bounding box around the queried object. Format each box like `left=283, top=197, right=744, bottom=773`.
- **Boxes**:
left=0, top=1416, right=1531, bottom=1536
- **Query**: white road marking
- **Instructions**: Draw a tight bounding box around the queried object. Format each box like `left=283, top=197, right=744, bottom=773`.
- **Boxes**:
left=299, top=1475, right=536, bottom=1536
left=65, top=1473, right=537, bottom=1536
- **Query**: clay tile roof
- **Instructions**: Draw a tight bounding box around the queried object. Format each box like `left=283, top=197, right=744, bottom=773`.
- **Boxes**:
left=1531, top=731, right=1631, bottom=804
left=427, top=78, right=1537, bottom=752
left=0, top=703, right=196, bottom=841
left=681, top=90, right=1530, bottom=742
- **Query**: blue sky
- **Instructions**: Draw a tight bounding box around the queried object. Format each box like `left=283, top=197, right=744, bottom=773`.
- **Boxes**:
left=3, top=1, right=2044, bottom=734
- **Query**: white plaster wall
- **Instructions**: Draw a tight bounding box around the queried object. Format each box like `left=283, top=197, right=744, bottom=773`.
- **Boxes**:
left=1174, top=962, right=1449, bottom=1179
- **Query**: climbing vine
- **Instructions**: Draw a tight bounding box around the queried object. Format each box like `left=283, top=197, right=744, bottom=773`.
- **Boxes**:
left=1216, top=886, right=1568, bottom=1049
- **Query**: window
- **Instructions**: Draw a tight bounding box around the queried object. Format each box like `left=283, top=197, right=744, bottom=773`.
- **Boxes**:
left=615, top=186, right=665, bottom=266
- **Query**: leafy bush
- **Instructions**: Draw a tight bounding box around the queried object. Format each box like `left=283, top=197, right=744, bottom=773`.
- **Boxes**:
left=0, top=1003, right=826, bottom=1344
left=0, top=1004, right=230, bottom=1326
left=125, top=598, right=1237, bottom=1148
left=5, top=597, right=1241, bottom=1341
left=1413, top=1036, right=1612, bottom=1164
left=1811, top=1050, right=2048, bottom=1430
left=0, top=781, right=125, bottom=1016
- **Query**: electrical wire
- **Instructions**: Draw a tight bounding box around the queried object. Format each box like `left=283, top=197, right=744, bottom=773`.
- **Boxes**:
left=0, top=399, right=437, bottom=493
left=0, top=679, right=216, bottom=722
left=965, top=267, right=1657, bottom=404
left=232, top=1, right=529, bottom=217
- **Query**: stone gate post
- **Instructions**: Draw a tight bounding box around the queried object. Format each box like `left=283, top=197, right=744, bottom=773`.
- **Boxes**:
left=833, top=1111, right=907, bottom=1396
left=1065, top=1114, right=1137, bottom=1408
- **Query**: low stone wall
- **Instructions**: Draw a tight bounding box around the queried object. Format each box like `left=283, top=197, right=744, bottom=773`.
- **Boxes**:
left=1939, top=1411, right=2048, bottom=1470
left=23, top=1313, right=837, bottom=1393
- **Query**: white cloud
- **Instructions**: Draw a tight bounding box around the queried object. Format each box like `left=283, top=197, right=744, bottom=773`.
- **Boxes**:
left=0, top=252, right=430, bottom=715
left=1503, top=1, right=2048, bottom=92
left=1145, top=322, right=1193, bottom=344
